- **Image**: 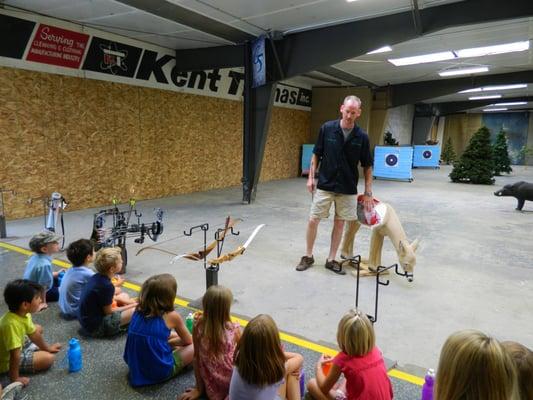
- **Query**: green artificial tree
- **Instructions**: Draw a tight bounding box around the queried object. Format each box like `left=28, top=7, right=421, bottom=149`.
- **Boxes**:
left=441, top=136, right=457, bottom=165
left=450, top=126, right=495, bottom=184
left=492, top=130, right=512, bottom=175
left=383, top=131, right=399, bottom=146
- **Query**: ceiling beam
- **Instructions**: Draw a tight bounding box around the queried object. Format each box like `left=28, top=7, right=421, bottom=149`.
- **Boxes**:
left=174, top=44, right=244, bottom=71
left=114, top=0, right=254, bottom=43
left=433, top=96, right=533, bottom=115
left=316, top=66, right=376, bottom=87
left=390, top=70, right=533, bottom=107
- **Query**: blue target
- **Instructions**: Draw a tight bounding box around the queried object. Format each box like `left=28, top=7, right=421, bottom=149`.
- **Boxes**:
left=385, top=154, right=398, bottom=167
left=423, top=150, right=432, bottom=159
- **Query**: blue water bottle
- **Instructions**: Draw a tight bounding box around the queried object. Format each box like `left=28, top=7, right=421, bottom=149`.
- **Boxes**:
left=421, top=368, right=435, bottom=400
left=68, top=338, right=82, bottom=373
left=58, top=270, right=66, bottom=286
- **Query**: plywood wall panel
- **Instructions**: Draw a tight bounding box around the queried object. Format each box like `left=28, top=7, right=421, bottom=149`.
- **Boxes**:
left=1, top=67, right=310, bottom=219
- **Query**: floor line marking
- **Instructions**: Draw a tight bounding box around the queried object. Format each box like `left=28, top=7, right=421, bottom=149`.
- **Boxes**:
left=1, top=240, right=423, bottom=386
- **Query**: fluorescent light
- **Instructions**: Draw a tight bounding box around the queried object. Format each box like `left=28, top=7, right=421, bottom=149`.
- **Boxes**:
left=388, top=51, right=455, bottom=66
left=457, top=41, right=529, bottom=58
left=346, top=0, right=359, bottom=2
left=469, top=95, right=502, bottom=100
left=439, top=66, right=489, bottom=77
left=494, top=102, right=527, bottom=106
left=483, top=108, right=507, bottom=112
left=459, top=84, right=527, bottom=93
left=367, top=46, right=392, bottom=54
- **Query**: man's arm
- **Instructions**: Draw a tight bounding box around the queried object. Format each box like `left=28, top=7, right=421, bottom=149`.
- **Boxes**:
left=362, top=166, right=374, bottom=211
left=28, top=329, right=61, bottom=353
left=307, top=154, right=319, bottom=193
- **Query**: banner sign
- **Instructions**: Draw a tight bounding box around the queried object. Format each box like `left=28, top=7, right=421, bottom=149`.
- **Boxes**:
left=27, top=24, right=89, bottom=69
left=0, top=9, right=311, bottom=111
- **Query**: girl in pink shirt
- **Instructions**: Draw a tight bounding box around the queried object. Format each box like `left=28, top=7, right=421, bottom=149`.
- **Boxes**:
left=179, top=286, right=241, bottom=400
left=307, top=308, right=393, bottom=400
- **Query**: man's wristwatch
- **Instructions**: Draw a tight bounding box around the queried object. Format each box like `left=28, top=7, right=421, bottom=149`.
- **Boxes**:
left=364, top=191, right=373, bottom=197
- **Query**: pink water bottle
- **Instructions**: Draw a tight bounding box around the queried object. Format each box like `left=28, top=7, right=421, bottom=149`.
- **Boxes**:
left=421, top=368, right=435, bottom=400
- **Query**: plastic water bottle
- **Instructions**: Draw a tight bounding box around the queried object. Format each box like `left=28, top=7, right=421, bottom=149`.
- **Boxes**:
left=58, top=270, right=66, bottom=286
left=421, top=368, right=435, bottom=400
left=185, top=313, right=194, bottom=334
left=299, top=370, right=305, bottom=399
left=68, top=338, right=82, bottom=373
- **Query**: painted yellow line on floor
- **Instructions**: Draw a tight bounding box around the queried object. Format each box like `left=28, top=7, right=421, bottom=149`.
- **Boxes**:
left=1, top=240, right=423, bottom=386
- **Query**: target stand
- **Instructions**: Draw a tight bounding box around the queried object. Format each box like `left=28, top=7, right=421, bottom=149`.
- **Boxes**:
left=413, top=145, right=441, bottom=168
left=373, top=146, right=414, bottom=182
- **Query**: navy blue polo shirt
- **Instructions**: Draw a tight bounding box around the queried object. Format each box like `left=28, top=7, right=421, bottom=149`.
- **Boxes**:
left=313, top=120, right=373, bottom=195
left=78, top=273, right=115, bottom=332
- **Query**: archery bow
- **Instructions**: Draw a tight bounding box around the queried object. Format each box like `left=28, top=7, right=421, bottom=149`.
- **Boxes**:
left=167, top=217, right=241, bottom=263
left=207, top=224, right=265, bottom=265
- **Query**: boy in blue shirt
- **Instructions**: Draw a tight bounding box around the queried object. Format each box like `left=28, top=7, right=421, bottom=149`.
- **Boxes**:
left=59, top=239, right=96, bottom=320
left=23, top=232, right=64, bottom=311
left=0, top=280, right=61, bottom=388
left=78, top=247, right=137, bottom=337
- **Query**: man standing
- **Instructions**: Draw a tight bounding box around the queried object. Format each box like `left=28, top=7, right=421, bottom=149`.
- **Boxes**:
left=296, top=96, right=373, bottom=275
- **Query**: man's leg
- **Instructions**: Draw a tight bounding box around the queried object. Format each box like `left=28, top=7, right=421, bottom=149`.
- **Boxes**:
left=327, top=218, right=345, bottom=261
left=306, top=217, right=320, bottom=257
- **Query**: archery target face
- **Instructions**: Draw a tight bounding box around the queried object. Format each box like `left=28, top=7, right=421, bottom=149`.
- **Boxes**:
left=385, top=153, right=399, bottom=167
left=423, top=150, right=432, bottom=159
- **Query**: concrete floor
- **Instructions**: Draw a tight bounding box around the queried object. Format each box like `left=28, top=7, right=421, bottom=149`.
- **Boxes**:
left=2, top=165, right=533, bottom=371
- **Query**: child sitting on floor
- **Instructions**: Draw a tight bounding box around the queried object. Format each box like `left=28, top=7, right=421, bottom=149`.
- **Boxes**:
left=23, top=232, right=64, bottom=311
left=435, top=330, right=517, bottom=400
left=123, top=274, right=193, bottom=386
left=502, top=341, right=533, bottom=400
left=78, top=247, right=136, bottom=337
left=180, top=285, right=241, bottom=400
left=229, top=314, right=303, bottom=400
left=0, top=280, right=61, bottom=388
left=307, top=308, right=392, bottom=400
left=59, top=239, right=131, bottom=320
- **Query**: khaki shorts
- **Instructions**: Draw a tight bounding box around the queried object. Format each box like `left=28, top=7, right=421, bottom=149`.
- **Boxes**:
left=310, top=189, right=357, bottom=220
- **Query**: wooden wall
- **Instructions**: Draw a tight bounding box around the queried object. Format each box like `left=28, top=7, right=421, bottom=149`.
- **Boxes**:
left=0, top=67, right=310, bottom=219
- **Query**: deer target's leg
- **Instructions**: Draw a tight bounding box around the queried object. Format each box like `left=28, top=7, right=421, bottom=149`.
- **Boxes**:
left=340, top=220, right=360, bottom=258
left=367, top=231, right=384, bottom=272
left=516, top=198, right=525, bottom=211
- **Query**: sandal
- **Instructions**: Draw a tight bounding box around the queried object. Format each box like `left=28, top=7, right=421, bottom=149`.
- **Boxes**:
left=325, top=259, right=346, bottom=275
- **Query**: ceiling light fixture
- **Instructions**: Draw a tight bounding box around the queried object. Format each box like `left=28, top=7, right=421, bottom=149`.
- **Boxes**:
left=367, top=46, right=392, bottom=54
left=469, top=95, right=502, bottom=100
left=388, top=51, right=455, bottom=66
left=439, top=67, right=489, bottom=77
left=459, top=84, right=527, bottom=93
left=456, top=41, right=529, bottom=58
left=482, top=108, right=508, bottom=112
left=494, top=102, right=527, bottom=106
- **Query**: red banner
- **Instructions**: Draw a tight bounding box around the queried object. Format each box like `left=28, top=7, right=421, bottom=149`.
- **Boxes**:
left=27, top=24, right=89, bottom=69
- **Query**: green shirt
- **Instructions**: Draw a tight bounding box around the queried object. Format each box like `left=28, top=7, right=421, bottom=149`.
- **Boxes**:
left=0, top=312, right=36, bottom=373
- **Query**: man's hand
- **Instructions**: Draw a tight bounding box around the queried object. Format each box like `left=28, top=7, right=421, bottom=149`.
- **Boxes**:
left=362, top=194, right=374, bottom=212
left=178, top=387, right=201, bottom=400
left=307, top=178, right=316, bottom=194
left=46, top=343, right=62, bottom=353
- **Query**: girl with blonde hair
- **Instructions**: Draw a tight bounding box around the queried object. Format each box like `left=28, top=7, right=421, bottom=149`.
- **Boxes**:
left=123, top=274, right=193, bottom=386
left=435, top=330, right=518, bottom=400
left=180, top=285, right=241, bottom=400
left=307, top=308, right=392, bottom=400
left=501, top=341, right=533, bottom=400
left=229, top=314, right=303, bottom=400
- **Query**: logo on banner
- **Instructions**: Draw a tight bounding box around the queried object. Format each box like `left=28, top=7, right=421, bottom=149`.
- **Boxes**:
left=423, top=150, right=432, bottom=159
left=26, top=24, right=89, bottom=68
left=385, top=154, right=399, bottom=167
left=82, top=37, right=142, bottom=78
left=100, top=43, right=128, bottom=74
left=252, top=35, right=266, bottom=88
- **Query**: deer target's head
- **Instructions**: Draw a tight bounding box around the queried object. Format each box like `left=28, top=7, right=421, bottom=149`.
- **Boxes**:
left=398, top=239, right=419, bottom=280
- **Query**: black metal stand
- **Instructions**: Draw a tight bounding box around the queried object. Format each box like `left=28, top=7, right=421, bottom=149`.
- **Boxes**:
left=186, top=221, right=240, bottom=309
left=351, top=257, right=412, bottom=324
left=0, top=189, right=14, bottom=239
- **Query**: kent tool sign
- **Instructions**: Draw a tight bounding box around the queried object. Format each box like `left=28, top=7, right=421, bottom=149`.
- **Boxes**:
left=0, top=9, right=312, bottom=111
